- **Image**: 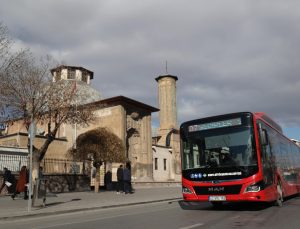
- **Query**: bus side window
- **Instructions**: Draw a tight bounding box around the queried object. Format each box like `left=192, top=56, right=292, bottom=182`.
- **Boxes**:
left=257, top=122, right=274, bottom=186
left=260, top=128, right=269, bottom=146
left=258, top=123, right=269, bottom=159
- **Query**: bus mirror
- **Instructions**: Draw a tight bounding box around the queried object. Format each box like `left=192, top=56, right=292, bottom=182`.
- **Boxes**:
left=260, top=129, right=269, bottom=146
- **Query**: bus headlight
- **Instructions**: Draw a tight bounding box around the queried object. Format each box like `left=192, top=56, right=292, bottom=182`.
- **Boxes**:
left=245, top=181, right=264, bottom=193
left=245, top=185, right=260, bottom=192
left=182, top=186, right=193, bottom=194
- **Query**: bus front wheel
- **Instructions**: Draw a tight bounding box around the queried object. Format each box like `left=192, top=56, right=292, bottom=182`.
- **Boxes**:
left=275, top=180, right=283, bottom=207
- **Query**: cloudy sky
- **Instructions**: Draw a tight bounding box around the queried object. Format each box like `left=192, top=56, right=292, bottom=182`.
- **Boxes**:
left=1, top=0, right=300, bottom=139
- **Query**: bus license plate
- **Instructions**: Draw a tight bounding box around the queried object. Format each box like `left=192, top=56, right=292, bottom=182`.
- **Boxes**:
left=209, top=196, right=226, bottom=201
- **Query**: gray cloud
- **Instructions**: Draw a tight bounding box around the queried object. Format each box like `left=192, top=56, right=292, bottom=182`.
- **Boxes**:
left=1, top=0, right=299, bottom=138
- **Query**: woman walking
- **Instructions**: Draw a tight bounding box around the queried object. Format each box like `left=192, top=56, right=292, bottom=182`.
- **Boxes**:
left=12, top=166, right=29, bottom=200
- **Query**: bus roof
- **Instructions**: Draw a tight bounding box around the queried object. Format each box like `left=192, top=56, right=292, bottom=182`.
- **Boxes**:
left=180, top=111, right=251, bottom=126
left=181, top=112, right=283, bottom=134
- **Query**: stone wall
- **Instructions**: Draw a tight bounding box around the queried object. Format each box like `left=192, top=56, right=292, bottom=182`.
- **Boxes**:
left=0, top=173, right=91, bottom=194
left=44, top=174, right=91, bottom=193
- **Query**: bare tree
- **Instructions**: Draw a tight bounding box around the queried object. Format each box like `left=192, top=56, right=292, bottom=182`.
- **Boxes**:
left=0, top=51, right=96, bottom=188
left=0, top=22, right=12, bottom=70
left=68, top=127, right=126, bottom=192
left=0, top=23, right=99, bottom=202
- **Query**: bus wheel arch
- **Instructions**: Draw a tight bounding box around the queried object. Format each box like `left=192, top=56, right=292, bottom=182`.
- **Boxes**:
left=275, top=178, right=284, bottom=207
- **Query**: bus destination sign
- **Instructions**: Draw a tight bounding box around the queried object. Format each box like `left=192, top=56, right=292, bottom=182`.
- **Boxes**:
left=189, top=118, right=242, bottom=132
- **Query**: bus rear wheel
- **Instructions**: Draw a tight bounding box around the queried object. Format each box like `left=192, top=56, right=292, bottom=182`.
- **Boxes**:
left=275, top=180, right=283, bottom=207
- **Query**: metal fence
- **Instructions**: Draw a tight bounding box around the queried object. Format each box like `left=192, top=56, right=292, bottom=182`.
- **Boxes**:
left=0, top=154, right=28, bottom=172
left=0, top=154, right=86, bottom=175
left=41, top=158, right=86, bottom=174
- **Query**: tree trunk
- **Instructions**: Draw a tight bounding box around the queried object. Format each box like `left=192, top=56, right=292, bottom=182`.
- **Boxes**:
left=32, top=151, right=40, bottom=182
left=28, top=129, right=57, bottom=205
left=31, top=151, right=40, bottom=206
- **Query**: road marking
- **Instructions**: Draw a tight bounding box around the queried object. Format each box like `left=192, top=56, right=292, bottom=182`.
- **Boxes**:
left=179, top=223, right=204, bottom=229
left=230, top=215, right=241, bottom=220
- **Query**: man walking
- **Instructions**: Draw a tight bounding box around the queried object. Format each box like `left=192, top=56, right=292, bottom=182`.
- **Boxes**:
left=116, top=165, right=123, bottom=194
left=0, top=168, right=16, bottom=194
left=123, top=164, right=132, bottom=194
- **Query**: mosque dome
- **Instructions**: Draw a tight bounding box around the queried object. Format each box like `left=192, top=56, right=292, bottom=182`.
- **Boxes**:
left=72, top=80, right=103, bottom=105
left=50, top=65, right=103, bottom=105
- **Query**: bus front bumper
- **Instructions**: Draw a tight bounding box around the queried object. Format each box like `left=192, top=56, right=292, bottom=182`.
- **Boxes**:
left=183, top=192, right=267, bottom=202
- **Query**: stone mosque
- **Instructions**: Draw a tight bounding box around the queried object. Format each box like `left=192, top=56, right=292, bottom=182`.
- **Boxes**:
left=0, top=65, right=181, bottom=184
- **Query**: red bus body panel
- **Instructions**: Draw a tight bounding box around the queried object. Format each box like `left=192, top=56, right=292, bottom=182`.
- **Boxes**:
left=182, top=176, right=277, bottom=203
left=181, top=112, right=300, bottom=203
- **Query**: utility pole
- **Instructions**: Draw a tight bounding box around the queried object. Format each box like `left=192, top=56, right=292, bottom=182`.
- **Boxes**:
left=28, top=97, right=36, bottom=211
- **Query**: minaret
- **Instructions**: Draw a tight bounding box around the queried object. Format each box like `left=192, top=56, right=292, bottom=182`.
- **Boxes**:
left=155, top=74, right=178, bottom=145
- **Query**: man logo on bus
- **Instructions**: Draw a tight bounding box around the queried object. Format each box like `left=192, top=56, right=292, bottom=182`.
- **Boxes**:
left=208, top=187, right=225, bottom=192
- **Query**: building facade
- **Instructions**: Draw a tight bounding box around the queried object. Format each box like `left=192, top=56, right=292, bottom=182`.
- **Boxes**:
left=0, top=66, right=158, bottom=182
left=0, top=66, right=182, bottom=184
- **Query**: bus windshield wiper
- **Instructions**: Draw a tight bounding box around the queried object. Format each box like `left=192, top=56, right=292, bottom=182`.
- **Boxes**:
left=232, top=166, right=248, bottom=173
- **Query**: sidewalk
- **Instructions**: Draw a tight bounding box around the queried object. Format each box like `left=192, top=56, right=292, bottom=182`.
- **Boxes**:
left=0, top=186, right=182, bottom=220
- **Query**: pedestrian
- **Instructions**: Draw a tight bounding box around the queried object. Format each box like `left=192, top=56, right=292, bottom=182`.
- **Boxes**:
left=11, top=166, right=29, bottom=200
left=123, top=164, right=133, bottom=194
left=0, top=167, right=9, bottom=193
left=0, top=168, right=16, bottom=194
left=38, top=166, right=44, bottom=179
left=116, top=164, right=123, bottom=194
left=104, top=170, right=112, bottom=191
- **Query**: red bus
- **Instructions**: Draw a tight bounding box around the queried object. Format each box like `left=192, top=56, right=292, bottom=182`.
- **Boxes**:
left=180, top=112, right=300, bottom=207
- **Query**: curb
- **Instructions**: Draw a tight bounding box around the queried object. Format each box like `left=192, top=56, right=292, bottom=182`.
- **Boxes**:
left=0, top=197, right=182, bottom=221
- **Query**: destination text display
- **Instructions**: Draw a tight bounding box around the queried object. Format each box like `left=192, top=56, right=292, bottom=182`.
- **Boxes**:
left=188, top=118, right=242, bottom=132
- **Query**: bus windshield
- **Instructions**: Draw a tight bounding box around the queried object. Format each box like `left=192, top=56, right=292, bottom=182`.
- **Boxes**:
left=182, top=127, right=257, bottom=170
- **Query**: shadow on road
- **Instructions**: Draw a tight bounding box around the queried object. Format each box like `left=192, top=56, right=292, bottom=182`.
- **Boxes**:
left=34, top=198, right=82, bottom=210
left=178, top=200, right=272, bottom=211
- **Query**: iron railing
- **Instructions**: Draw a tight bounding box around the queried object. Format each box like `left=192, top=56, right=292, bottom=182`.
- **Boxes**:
left=41, top=158, right=85, bottom=174
left=0, top=154, right=28, bottom=172
left=0, top=155, right=87, bottom=175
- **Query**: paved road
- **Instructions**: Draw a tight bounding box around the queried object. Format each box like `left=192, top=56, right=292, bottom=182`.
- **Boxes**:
left=0, top=187, right=181, bottom=219
left=1, top=196, right=300, bottom=229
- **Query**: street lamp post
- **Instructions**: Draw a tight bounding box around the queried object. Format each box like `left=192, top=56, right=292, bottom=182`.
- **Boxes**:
left=28, top=120, right=33, bottom=211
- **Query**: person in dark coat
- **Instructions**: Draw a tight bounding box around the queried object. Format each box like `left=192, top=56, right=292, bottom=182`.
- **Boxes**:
left=0, top=168, right=16, bottom=194
left=38, top=166, right=44, bottom=179
left=123, top=164, right=132, bottom=194
left=0, top=168, right=9, bottom=193
left=12, top=166, right=29, bottom=200
left=116, top=165, right=123, bottom=194
left=104, top=170, right=112, bottom=191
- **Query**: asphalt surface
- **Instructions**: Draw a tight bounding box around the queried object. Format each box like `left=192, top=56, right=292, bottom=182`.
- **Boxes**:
left=1, top=196, right=300, bottom=229
left=0, top=186, right=182, bottom=220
